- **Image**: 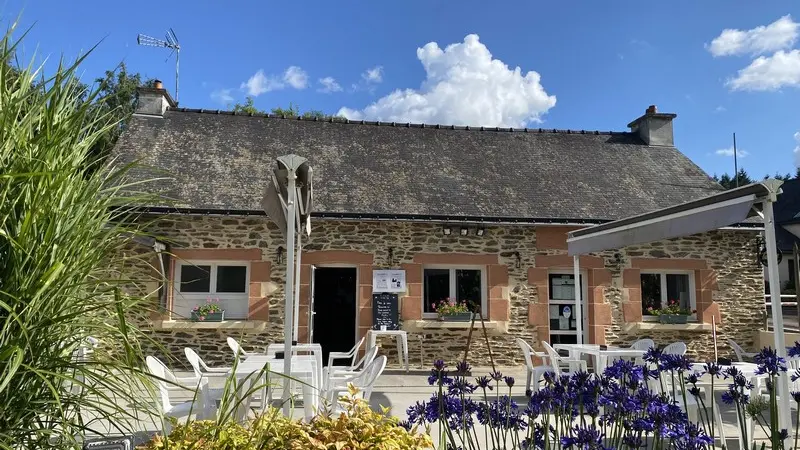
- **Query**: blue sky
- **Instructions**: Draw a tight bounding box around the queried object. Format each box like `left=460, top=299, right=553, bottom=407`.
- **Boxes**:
left=5, top=1, right=800, bottom=178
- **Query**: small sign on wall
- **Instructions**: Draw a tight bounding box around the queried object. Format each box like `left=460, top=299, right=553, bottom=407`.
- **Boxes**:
left=373, top=270, right=406, bottom=293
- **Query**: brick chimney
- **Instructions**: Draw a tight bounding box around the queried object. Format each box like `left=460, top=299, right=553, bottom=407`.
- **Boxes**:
left=627, top=105, right=677, bottom=147
left=134, top=79, right=176, bottom=117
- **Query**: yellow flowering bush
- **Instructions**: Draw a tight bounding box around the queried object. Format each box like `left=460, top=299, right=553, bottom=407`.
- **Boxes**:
left=138, top=385, right=433, bottom=450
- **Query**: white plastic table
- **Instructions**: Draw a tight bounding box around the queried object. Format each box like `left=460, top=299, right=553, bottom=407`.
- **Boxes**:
left=366, top=329, right=409, bottom=372
left=227, top=355, right=319, bottom=421
left=554, top=344, right=646, bottom=373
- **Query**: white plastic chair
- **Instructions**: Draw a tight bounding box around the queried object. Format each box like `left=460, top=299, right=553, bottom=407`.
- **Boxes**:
left=630, top=338, right=654, bottom=352
left=662, top=341, right=687, bottom=356
left=227, top=337, right=247, bottom=358
left=145, top=356, right=208, bottom=432
left=184, top=348, right=232, bottom=412
left=728, top=339, right=757, bottom=362
left=542, top=342, right=587, bottom=374
left=324, top=345, right=379, bottom=389
left=515, top=338, right=551, bottom=395
left=327, top=337, right=366, bottom=368
left=628, top=338, right=654, bottom=365
left=325, top=355, right=387, bottom=411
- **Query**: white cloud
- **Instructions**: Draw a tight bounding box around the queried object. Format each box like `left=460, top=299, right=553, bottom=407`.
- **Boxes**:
left=708, top=15, right=799, bottom=57
left=715, top=146, right=749, bottom=157
left=210, top=88, right=234, bottom=105
left=337, top=34, right=557, bottom=127
left=362, top=66, right=383, bottom=83
left=240, top=66, right=308, bottom=96
left=714, top=105, right=727, bottom=113
left=794, top=132, right=800, bottom=167
left=241, top=70, right=284, bottom=96
left=284, top=66, right=308, bottom=89
left=726, top=49, right=800, bottom=91
left=318, top=76, right=342, bottom=93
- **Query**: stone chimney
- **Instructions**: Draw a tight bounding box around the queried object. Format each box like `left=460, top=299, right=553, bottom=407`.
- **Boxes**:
left=134, top=79, right=177, bottom=117
left=627, top=105, right=677, bottom=147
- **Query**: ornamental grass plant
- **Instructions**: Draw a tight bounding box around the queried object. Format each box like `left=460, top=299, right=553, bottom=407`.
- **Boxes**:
left=0, top=21, right=161, bottom=448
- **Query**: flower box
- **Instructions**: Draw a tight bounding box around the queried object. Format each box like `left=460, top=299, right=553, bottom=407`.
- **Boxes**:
left=191, top=311, right=225, bottom=322
left=439, top=312, right=473, bottom=322
left=659, top=314, right=688, bottom=324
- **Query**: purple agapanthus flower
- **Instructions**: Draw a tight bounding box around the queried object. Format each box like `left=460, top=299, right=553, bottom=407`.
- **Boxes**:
left=754, top=347, right=787, bottom=376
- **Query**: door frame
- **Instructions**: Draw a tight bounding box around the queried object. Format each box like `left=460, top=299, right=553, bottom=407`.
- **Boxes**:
left=547, top=269, right=589, bottom=344
left=309, top=264, right=360, bottom=349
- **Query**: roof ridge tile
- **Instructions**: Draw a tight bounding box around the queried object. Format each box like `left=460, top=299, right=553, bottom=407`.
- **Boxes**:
left=166, top=106, right=631, bottom=136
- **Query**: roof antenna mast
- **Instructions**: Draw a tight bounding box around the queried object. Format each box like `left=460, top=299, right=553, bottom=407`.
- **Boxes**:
left=733, top=132, right=739, bottom=188
left=137, top=29, right=181, bottom=103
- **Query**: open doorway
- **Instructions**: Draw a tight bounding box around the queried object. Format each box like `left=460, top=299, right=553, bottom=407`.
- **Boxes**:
left=311, top=267, right=357, bottom=362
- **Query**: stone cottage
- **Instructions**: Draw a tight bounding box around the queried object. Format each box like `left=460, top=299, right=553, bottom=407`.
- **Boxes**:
left=113, top=85, right=765, bottom=366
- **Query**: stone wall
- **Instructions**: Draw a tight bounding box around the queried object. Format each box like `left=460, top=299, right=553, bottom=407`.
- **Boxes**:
left=123, top=215, right=764, bottom=368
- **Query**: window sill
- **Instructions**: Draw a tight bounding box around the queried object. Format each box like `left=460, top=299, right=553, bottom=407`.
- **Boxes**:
left=623, top=322, right=712, bottom=332
left=151, top=320, right=268, bottom=331
left=402, top=320, right=508, bottom=335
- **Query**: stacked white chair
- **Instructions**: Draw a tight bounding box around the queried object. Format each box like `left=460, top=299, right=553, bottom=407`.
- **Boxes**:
left=324, top=355, right=387, bottom=413
left=327, top=337, right=366, bottom=369
left=145, top=356, right=208, bottom=434
left=515, top=338, right=551, bottom=395
left=727, top=339, right=757, bottom=362
left=324, top=345, right=379, bottom=392
left=542, top=342, right=587, bottom=375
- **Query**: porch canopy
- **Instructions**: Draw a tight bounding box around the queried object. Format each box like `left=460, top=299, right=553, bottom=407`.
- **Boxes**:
left=566, top=179, right=792, bottom=432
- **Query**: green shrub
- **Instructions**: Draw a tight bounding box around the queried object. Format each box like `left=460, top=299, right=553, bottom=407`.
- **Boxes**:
left=139, top=386, right=433, bottom=450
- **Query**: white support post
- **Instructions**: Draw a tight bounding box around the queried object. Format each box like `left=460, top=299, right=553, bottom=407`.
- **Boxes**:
left=293, top=232, right=302, bottom=341
left=573, top=255, right=583, bottom=345
left=282, top=172, right=297, bottom=416
left=763, top=199, right=793, bottom=438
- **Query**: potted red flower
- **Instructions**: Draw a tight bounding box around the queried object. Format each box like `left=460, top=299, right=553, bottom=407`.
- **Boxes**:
left=434, top=298, right=473, bottom=322
left=648, top=299, right=694, bottom=324
left=190, top=297, right=225, bottom=322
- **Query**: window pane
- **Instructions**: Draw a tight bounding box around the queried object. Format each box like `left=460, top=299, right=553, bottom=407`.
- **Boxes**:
left=666, top=274, right=691, bottom=311
left=456, top=269, right=482, bottom=312
left=549, top=274, right=576, bottom=300
left=424, top=269, right=450, bottom=313
left=640, top=273, right=661, bottom=315
left=180, top=265, right=211, bottom=293
left=216, top=265, right=247, bottom=293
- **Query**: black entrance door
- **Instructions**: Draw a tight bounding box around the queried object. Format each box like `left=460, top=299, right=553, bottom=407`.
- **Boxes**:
left=312, top=267, right=357, bottom=362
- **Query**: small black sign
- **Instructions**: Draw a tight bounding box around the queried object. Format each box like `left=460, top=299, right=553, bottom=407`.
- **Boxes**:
left=372, top=293, right=399, bottom=330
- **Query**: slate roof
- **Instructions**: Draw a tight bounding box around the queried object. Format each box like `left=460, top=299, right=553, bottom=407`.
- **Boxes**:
left=111, top=108, right=726, bottom=222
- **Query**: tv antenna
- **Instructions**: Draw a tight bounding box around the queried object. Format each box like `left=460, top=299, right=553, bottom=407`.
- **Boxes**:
left=137, top=28, right=181, bottom=102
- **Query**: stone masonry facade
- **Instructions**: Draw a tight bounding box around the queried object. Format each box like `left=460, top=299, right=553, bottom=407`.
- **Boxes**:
left=123, top=215, right=765, bottom=369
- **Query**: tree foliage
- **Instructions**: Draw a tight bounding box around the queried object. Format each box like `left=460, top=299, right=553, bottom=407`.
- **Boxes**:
left=232, top=96, right=341, bottom=119
left=712, top=167, right=800, bottom=189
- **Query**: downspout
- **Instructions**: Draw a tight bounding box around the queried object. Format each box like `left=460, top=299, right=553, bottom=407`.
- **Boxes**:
left=153, top=241, right=169, bottom=313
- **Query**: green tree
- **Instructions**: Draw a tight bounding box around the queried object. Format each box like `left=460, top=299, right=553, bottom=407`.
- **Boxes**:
left=231, top=97, right=342, bottom=120
left=89, top=63, right=154, bottom=162
left=231, top=95, right=264, bottom=114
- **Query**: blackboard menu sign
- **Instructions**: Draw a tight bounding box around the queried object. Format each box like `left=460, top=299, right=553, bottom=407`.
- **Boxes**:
left=372, top=293, right=399, bottom=330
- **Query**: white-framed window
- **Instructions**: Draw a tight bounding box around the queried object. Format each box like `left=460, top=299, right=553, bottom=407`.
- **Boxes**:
left=640, top=270, right=696, bottom=319
left=422, top=265, right=487, bottom=318
left=173, top=261, right=250, bottom=320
